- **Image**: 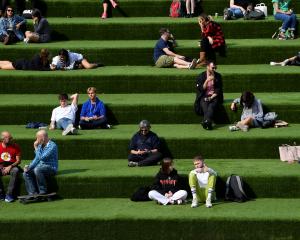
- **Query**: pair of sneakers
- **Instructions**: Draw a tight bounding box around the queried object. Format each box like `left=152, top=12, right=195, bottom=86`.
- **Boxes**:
left=188, top=59, right=197, bottom=69
left=229, top=123, right=249, bottom=132
left=62, top=124, right=78, bottom=136
left=191, top=198, right=212, bottom=208
left=0, top=194, right=14, bottom=202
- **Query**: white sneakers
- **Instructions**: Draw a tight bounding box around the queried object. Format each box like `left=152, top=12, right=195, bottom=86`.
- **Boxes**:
left=205, top=198, right=212, bottom=208
left=62, top=124, right=78, bottom=136
left=191, top=198, right=199, bottom=208
left=191, top=198, right=212, bottom=208
left=189, top=59, right=197, bottom=69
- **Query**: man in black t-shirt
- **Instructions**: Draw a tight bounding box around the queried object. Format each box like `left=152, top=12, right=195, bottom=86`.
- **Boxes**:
left=128, top=120, right=163, bottom=167
left=153, top=28, right=197, bottom=69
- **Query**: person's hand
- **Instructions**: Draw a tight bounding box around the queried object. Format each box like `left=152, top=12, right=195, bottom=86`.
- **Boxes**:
left=286, top=10, right=293, bottom=15
left=176, top=55, right=185, bottom=59
left=15, top=23, right=21, bottom=30
left=231, top=102, right=237, bottom=111
left=168, top=191, right=173, bottom=197
left=24, top=165, right=29, bottom=173
left=34, top=139, right=39, bottom=149
left=208, top=36, right=213, bottom=45
left=92, top=116, right=98, bottom=120
left=137, top=150, right=146, bottom=155
left=195, top=167, right=203, bottom=173
left=2, top=166, right=12, bottom=175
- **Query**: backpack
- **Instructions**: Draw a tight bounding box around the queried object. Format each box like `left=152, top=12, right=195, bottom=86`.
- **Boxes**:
left=244, top=10, right=265, bottom=20
left=130, top=186, right=151, bottom=201
left=169, top=0, right=183, bottom=18
left=225, top=175, right=249, bottom=202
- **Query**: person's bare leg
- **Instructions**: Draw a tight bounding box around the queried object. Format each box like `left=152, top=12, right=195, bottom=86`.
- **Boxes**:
left=81, top=59, right=98, bottom=69
left=186, top=0, right=191, bottom=14
left=101, top=3, right=108, bottom=18
left=174, top=56, right=190, bottom=66
left=174, top=64, right=189, bottom=69
left=191, top=0, right=195, bottom=14
left=25, top=31, right=40, bottom=43
left=0, top=61, right=15, bottom=70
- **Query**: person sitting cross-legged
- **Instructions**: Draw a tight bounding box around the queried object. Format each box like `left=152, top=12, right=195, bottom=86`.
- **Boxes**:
left=128, top=120, right=163, bottom=167
left=23, top=130, right=58, bottom=196
left=49, top=93, right=79, bottom=136
left=79, top=87, right=110, bottom=129
left=148, top=158, right=187, bottom=205
left=189, top=155, right=217, bottom=208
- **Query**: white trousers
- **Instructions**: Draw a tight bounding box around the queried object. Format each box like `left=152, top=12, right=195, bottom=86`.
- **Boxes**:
left=148, top=190, right=187, bottom=205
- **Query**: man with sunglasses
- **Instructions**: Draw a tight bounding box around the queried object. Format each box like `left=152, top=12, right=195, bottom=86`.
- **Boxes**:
left=128, top=120, right=163, bottom=167
left=0, top=131, right=21, bottom=202
left=194, top=61, right=224, bottom=130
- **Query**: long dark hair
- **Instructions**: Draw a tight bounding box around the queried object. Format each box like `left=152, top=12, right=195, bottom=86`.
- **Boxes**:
left=32, top=8, right=42, bottom=21
left=4, top=6, right=14, bottom=18
left=240, top=91, right=255, bottom=108
left=58, top=49, right=69, bottom=63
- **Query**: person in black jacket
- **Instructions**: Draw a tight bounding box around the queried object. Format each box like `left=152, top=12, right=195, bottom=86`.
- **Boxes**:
left=195, top=61, right=223, bottom=130
left=128, top=120, right=163, bottom=167
left=148, top=158, right=187, bottom=205
left=0, top=48, right=50, bottom=70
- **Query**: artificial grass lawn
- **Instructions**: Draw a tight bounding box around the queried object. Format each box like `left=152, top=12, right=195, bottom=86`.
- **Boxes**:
left=0, top=93, right=299, bottom=124
left=7, top=159, right=298, bottom=198
left=0, top=198, right=299, bottom=240
left=1, top=65, right=300, bottom=94
left=1, top=39, right=299, bottom=65
left=0, top=124, right=299, bottom=160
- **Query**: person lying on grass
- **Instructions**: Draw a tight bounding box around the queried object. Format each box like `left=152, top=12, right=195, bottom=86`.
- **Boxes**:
left=0, top=48, right=50, bottom=70
left=153, top=27, right=197, bottom=69
left=270, top=51, right=300, bottom=66
left=50, top=49, right=102, bottom=70
left=148, top=158, right=187, bottom=205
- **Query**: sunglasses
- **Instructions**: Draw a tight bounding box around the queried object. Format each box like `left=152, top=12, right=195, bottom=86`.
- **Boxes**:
left=7, top=9, right=13, bottom=12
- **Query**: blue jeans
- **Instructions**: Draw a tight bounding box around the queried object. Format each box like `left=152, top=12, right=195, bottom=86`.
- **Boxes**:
left=79, top=116, right=108, bottom=129
left=23, top=164, right=56, bottom=195
left=228, top=8, right=244, bottom=18
left=56, top=118, right=73, bottom=130
left=274, top=13, right=297, bottom=31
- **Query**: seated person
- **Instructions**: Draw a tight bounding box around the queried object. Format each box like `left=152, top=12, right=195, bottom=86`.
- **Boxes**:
left=229, top=91, right=263, bottom=131
left=0, top=131, right=21, bottom=202
left=128, top=120, right=163, bottom=167
left=197, top=14, right=226, bottom=66
left=50, top=49, right=100, bottom=70
left=24, top=8, right=51, bottom=43
left=0, top=48, right=50, bottom=70
left=23, top=130, right=58, bottom=195
left=272, top=0, right=296, bottom=40
left=148, top=158, right=187, bottom=205
left=101, top=0, right=118, bottom=19
left=49, top=93, right=79, bottom=136
left=195, top=61, right=223, bottom=130
left=0, top=6, right=26, bottom=45
left=224, top=0, right=253, bottom=20
left=153, top=28, right=197, bottom=69
left=270, top=51, right=300, bottom=66
left=79, top=87, right=110, bottom=129
left=185, top=0, right=196, bottom=18
left=189, top=155, right=217, bottom=208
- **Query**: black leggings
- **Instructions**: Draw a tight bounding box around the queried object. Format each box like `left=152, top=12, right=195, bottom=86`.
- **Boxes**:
left=201, top=37, right=226, bottom=62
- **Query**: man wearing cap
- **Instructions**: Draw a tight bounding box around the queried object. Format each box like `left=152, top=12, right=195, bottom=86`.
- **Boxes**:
left=0, top=131, right=21, bottom=202
left=128, top=120, right=163, bottom=167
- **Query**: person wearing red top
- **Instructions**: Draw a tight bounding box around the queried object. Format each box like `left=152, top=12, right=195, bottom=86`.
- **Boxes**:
left=0, top=131, right=21, bottom=202
left=197, top=14, right=226, bottom=67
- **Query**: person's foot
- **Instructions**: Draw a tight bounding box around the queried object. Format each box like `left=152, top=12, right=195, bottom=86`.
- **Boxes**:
left=3, top=35, right=9, bottom=45
left=223, top=8, right=229, bottom=20
left=101, top=12, right=107, bottom=19
left=71, top=127, right=78, bottom=135
left=229, top=125, right=239, bottom=131
left=23, top=38, right=29, bottom=44
left=290, top=31, right=295, bottom=40
left=96, top=63, right=105, bottom=67
left=202, top=120, right=213, bottom=130
left=191, top=198, right=199, bottom=208
left=62, top=124, right=73, bottom=136
left=103, top=124, right=112, bottom=129
left=278, top=32, right=286, bottom=40
left=185, top=13, right=191, bottom=18
left=5, top=194, right=15, bottom=203
left=111, top=0, right=118, bottom=8
left=189, top=59, right=197, bottom=69
left=237, top=122, right=249, bottom=132
left=128, top=161, right=138, bottom=167
left=205, top=198, right=212, bottom=208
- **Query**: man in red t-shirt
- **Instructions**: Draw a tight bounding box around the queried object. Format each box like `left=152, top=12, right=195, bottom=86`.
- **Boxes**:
left=0, top=131, right=21, bottom=202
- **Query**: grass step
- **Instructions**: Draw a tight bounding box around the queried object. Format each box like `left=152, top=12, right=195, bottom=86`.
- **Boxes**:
left=23, top=17, right=289, bottom=40
left=1, top=65, right=300, bottom=94
left=4, top=159, right=299, bottom=198
left=0, top=198, right=299, bottom=240
left=41, top=0, right=300, bottom=18
left=0, top=93, right=299, bottom=124
left=1, top=124, right=299, bottom=160
left=1, top=39, right=299, bottom=65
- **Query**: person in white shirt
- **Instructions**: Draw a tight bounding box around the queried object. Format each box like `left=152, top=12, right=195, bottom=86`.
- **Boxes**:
left=49, top=93, right=79, bottom=136
left=50, top=49, right=100, bottom=70
left=189, top=155, right=217, bottom=208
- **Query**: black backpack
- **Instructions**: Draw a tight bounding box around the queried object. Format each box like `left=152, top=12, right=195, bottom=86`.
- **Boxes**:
left=225, top=175, right=249, bottom=202
left=244, top=10, right=265, bottom=20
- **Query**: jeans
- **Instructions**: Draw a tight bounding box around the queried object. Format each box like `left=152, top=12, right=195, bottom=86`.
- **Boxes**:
left=0, top=166, right=21, bottom=196
left=23, top=164, right=56, bottom=195
left=128, top=152, right=163, bottom=166
left=228, top=8, right=244, bottom=18
left=79, top=116, right=108, bottom=129
left=274, top=13, right=297, bottom=31
left=200, top=97, right=219, bottom=124
left=56, top=118, right=73, bottom=130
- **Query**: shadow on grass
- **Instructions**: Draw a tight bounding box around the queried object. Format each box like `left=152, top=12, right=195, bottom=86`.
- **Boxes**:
left=58, top=169, right=89, bottom=175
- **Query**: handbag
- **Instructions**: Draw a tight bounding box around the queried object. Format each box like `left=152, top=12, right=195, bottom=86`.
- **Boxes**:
left=279, top=144, right=300, bottom=162
left=254, top=3, right=267, bottom=17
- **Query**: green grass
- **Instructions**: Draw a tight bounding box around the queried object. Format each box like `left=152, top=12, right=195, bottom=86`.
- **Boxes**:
left=0, top=65, right=299, bottom=93
left=0, top=93, right=299, bottom=124
left=1, top=39, right=299, bottom=65
left=0, top=198, right=299, bottom=240
left=0, top=124, right=299, bottom=160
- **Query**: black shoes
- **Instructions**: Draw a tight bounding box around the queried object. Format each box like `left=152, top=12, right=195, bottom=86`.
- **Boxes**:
left=202, top=120, right=212, bottom=130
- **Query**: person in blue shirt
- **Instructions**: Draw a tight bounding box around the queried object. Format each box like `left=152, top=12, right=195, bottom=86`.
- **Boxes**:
left=0, top=6, right=26, bottom=45
left=79, top=87, right=110, bottom=129
left=153, top=28, right=197, bottom=69
left=23, top=130, right=58, bottom=195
